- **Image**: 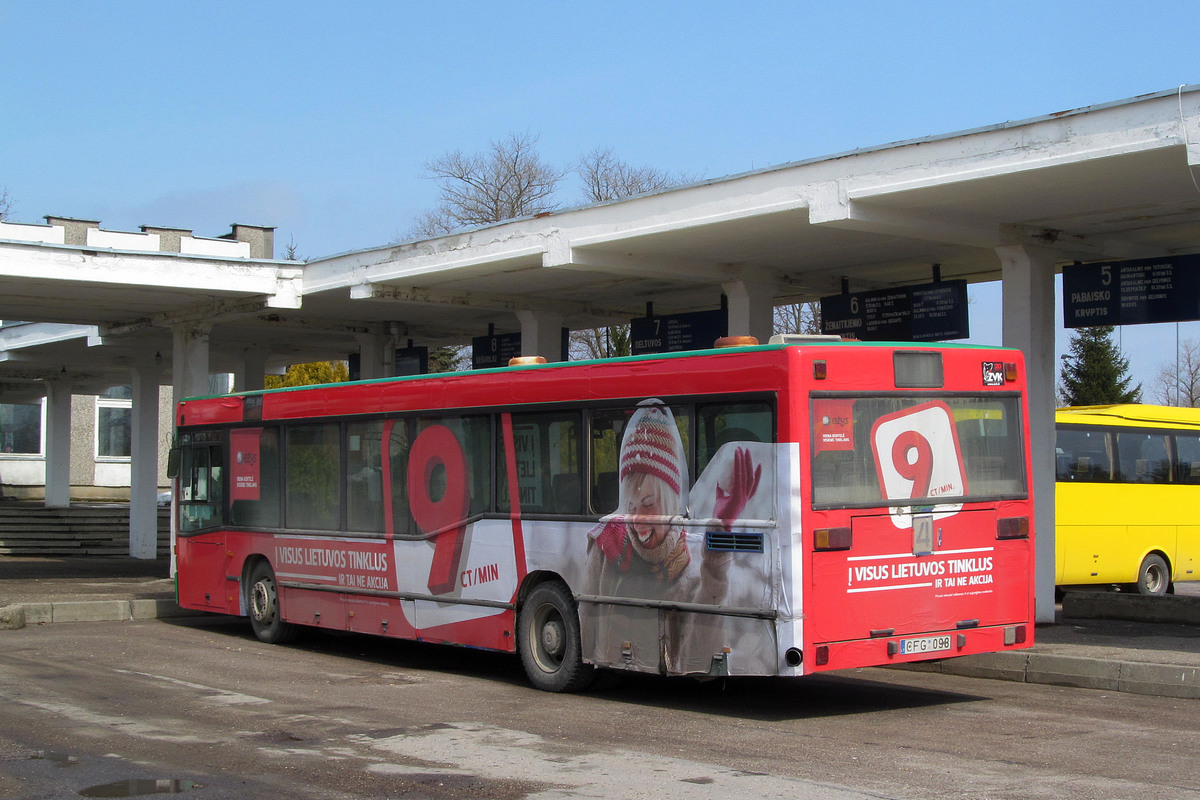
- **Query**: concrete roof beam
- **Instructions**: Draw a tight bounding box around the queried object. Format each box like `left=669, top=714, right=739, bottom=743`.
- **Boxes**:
left=806, top=184, right=1001, bottom=250
left=543, top=244, right=731, bottom=283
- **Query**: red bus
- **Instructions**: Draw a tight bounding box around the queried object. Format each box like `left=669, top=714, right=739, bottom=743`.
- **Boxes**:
left=170, top=336, right=1034, bottom=691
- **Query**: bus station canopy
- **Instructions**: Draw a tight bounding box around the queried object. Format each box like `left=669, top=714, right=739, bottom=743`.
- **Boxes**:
left=3, top=85, right=1198, bottom=613
left=1, top=85, right=1198, bottom=397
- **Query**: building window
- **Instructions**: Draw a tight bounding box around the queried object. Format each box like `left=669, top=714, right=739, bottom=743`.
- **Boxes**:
left=96, top=398, right=132, bottom=459
left=0, top=401, right=43, bottom=455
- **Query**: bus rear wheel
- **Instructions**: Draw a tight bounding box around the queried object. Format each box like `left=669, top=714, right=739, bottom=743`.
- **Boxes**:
left=248, top=561, right=299, bottom=644
left=518, top=582, right=594, bottom=693
left=1136, top=554, right=1170, bottom=596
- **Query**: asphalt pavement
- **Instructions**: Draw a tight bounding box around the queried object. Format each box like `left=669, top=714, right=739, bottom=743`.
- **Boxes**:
left=2, top=555, right=1200, bottom=699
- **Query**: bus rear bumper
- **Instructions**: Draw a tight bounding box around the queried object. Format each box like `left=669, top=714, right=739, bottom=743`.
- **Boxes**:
left=807, top=623, right=1033, bottom=673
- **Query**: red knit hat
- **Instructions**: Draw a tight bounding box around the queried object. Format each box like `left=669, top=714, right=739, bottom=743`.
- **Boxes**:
left=620, top=401, right=684, bottom=495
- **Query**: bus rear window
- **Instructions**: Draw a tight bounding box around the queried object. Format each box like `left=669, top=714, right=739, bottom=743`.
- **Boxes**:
left=811, top=395, right=1026, bottom=508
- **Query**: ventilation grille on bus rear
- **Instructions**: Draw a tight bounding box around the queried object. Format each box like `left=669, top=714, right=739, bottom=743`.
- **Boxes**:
left=705, top=532, right=764, bottom=553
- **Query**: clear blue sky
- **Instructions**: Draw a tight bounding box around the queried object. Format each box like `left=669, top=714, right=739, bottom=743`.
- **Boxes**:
left=2, top=0, right=1198, bottom=392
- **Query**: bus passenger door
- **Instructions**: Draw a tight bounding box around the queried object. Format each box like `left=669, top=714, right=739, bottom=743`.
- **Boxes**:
left=177, top=537, right=229, bottom=610
left=174, top=436, right=233, bottom=612
left=1177, top=525, right=1200, bottom=582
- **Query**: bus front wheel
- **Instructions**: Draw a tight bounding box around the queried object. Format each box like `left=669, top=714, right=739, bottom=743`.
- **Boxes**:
left=1136, top=554, right=1171, bottom=596
left=248, top=561, right=299, bottom=644
left=518, top=582, right=594, bottom=693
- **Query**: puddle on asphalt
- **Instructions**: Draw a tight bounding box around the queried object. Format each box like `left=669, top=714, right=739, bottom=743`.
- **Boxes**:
left=30, top=750, right=78, bottom=767
left=78, top=779, right=204, bottom=797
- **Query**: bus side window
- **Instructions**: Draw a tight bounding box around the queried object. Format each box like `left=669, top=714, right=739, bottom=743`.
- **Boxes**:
left=589, top=410, right=626, bottom=515
left=588, top=404, right=691, bottom=516
left=1175, top=433, right=1200, bottom=484
left=1116, top=432, right=1171, bottom=483
left=1055, top=428, right=1112, bottom=482
left=389, top=419, right=412, bottom=536
left=696, top=400, right=772, bottom=475
left=410, top=415, right=492, bottom=524
left=459, top=416, right=493, bottom=517
left=498, top=412, right=583, bottom=515
left=347, top=421, right=385, bottom=533
left=285, top=423, right=342, bottom=531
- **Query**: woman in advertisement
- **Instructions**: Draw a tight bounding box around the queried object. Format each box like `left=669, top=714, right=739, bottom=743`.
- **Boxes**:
left=583, top=399, right=762, bottom=674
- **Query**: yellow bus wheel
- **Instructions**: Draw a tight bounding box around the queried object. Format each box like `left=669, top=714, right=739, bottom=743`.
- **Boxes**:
left=1136, top=554, right=1170, bottom=597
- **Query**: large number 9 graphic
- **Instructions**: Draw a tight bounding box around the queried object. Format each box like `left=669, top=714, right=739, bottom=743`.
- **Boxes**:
left=890, top=430, right=934, bottom=499
left=407, top=424, right=471, bottom=595
left=871, top=400, right=967, bottom=506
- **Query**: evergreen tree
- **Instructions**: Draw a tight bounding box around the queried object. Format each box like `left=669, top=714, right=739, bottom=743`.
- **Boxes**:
left=427, top=346, right=467, bottom=373
left=1059, top=326, right=1141, bottom=406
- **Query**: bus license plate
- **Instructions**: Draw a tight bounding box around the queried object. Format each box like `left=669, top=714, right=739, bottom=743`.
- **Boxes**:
left=899, top=635, right=952, bottom=655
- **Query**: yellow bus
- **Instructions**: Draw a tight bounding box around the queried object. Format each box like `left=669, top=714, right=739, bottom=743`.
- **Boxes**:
left=1055, top=404, right=1200, bottom=595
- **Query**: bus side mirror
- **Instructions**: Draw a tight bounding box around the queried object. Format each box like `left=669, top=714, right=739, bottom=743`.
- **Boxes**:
left=166, top=447, right=181, bottom=479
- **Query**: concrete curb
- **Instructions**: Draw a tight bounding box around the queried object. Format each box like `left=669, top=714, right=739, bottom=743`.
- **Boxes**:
left=898, top=649, right=1200, bottom=699
left=1062, top=591, right=1200, bottom=625
left=0, top=598, right=192, bottom=629
left=0, top=603, right=24, bottom=630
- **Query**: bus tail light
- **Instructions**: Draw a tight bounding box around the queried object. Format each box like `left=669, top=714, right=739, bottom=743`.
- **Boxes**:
left=1004, top=362, right=1018, bottom=382
left=813, top=360, right=827, bottom=380
left=814, top=527, right=852, bottom=551
left=996, top=517, right=1029, bottom=540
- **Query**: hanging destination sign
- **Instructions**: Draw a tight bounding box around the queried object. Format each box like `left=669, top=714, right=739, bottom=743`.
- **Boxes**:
left=820, top=280, right=969, bottom=342
left=394, top=346, right=429, bottom=376
left=1062, top=254, right=1200, bottom=328
left=472, top=332, right=522, bottom=369
left=630, top=308, right=728, bottom=354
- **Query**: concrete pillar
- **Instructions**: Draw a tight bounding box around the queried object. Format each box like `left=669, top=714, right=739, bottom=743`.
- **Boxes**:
left=722, top=278, right=778, bottom=344
left=44, top=381, right=72, bottom=508
left=997, top=244, right=1057, bottom=624
left=129, top=366, right=160, bottom=559
left=172, top=323, right=212, bottom=401
left=516, top=309, right=565, bottom=362
left=236, top=345, right=270, bottom=392
left=354, top=333, right=392, bottom=379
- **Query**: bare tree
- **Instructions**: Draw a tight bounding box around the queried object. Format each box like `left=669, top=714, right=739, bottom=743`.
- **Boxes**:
left=576, top=147, right=682, bottom=203
left=410, top=132, right=564, bottom=238
left=1151, top=337, right=1200, bottom=406
left=773, top=302, right=822, bottom=336
left=406, top=139, right=692, bottom=359
left=0, top=188, right=12, bottom=220
left=569, top=324, right=630, bottom=361
left=568, top=149, right=690, bottom=357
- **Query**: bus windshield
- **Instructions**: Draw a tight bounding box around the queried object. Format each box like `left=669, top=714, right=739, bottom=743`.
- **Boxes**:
left=811, top=394, right=1026, bottom=508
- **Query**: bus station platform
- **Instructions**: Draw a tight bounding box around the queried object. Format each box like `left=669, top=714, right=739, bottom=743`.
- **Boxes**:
left=2, top=555, right=1200, bottom=699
